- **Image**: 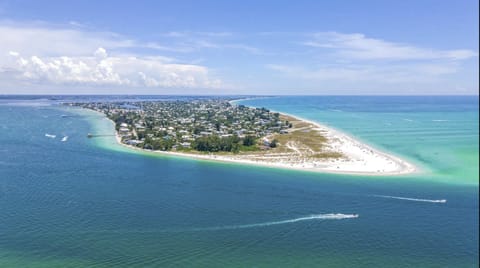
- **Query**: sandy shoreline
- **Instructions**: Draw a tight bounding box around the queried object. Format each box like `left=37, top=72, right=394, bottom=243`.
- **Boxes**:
left=82, top=102, right=416, bottom=176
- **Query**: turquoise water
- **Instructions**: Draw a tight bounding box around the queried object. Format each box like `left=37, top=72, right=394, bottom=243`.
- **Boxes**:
left=0, top=96, right=478, bottom=267
left=238, top=96, right=479, bottom=185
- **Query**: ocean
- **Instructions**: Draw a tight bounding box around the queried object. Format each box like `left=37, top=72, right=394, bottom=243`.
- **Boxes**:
left=0, top=95, right=478, bottom=267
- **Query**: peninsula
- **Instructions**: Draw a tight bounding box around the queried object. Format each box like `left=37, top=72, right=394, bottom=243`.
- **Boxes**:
left=67, top=98, right=415, bottom=175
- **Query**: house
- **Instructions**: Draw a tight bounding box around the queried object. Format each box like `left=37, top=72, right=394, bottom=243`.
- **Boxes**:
left=119, top=127, right=129, bottom=133
left=262, top=137, right=270, bottom=146
left=180, top=142, right=191, bottom=148
left=125, top=139, right=143, bottom=145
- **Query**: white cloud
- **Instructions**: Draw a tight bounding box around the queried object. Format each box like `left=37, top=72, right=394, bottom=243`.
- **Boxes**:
left=304, top=32, right=478, bottom=61
left=94, top=47, right=108, bottom=59
left=0, top=23, right=476, bottom=94
left=6, top=49, right=221, bottom=88
left=266, top=62, right=460, bottom=84
left=0, top=24, right=135, bottom=58
left=0, top=23, right=223, bottom=90
left=264, top=31, right=478, bottom=93
left=156, top=31, right=263, bottom=54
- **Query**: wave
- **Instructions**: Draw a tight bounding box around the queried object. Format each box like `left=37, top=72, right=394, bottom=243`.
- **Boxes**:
left=187, top=213, right=359, bottom=231
left=402, top=118, right=414, bottom=122
left=373, top=195, right=446, bottom=203
left=432, top=119, right=448, bottom=122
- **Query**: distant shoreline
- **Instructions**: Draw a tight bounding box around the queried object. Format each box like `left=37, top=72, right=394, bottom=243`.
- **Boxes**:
left=80, top=101, right=416, bottom=176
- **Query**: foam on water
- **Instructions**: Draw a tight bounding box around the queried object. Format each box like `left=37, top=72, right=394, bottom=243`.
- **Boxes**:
left=68, top=213, right=360, bottom=235
left=45, top=133, right=56, bottom=138
left=373, top=195, right=447, bottom=203
left=186, top=213, right=359, bottom=232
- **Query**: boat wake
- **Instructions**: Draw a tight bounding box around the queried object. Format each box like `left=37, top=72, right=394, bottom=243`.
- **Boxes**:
left=79, top=213, right=359, bottom=235
left=45, top=133, right=56, bottom=138
left=186, top=213, right=359, bottom=232
left=373, top=195, right=446, bottom=203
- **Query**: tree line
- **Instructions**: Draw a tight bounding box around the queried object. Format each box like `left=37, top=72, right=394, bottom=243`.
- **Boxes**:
left=192, top=135, right=257, bottom=153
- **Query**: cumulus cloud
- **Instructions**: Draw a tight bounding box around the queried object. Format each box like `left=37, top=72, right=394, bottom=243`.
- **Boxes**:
left=94, top=47, right=108, bottom=59
left=6, top=48, right=222, bottom=88
left=0, top=23, right=223, bottom=90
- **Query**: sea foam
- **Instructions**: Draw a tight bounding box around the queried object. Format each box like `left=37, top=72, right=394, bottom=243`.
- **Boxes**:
left=373, top=195, right=446, bottom=203
left=45, top=133, right=56, bottom=138
left=187, top=213, right=359, bottom=231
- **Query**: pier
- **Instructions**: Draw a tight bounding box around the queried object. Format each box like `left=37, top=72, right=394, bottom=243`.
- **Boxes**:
left=87, top=133, right=116, bottom=138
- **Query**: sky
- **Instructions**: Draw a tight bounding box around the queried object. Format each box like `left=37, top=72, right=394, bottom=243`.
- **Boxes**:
left=0, top=0, right=478, bottom=95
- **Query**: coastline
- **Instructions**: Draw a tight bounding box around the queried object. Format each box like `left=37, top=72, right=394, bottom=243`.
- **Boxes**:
left=80, top=104, right=417, bottom=176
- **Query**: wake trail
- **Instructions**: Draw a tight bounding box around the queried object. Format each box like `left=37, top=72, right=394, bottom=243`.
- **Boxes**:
left=373, top=195, right=447, bottom=203
left=186, top=213, right=359, bottom=232
left=72, top=213, right=359, bottom=235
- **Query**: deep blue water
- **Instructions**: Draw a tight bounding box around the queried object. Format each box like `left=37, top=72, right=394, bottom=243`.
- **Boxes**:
left=0, top=96, right=478, bottom=267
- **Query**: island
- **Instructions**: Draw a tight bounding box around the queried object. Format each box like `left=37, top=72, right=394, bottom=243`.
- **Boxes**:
left=66, top=98, right=416, bottom=175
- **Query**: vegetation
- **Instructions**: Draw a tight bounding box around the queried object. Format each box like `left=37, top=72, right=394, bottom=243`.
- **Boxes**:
left=69, top=98, right=344, bottom=161
left=192, top=135, right=241, bottom=153
left=270, top=139, right=278, bottom=148
left=72, top=99, right=289, bottom=153
left=242, top=135, right=256, bottom=146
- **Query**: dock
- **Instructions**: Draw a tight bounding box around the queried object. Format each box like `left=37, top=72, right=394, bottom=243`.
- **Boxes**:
left=87, top=133, right=116, bottom=138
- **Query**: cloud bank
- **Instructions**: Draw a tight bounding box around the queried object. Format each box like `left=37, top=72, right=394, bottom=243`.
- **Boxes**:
left=7, top=48, right=221, bottom=88
left=0, top=23, right=223, bottom=92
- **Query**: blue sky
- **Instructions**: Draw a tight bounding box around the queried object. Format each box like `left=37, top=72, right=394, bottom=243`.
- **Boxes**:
left=0, top=0, right=478, bottom=95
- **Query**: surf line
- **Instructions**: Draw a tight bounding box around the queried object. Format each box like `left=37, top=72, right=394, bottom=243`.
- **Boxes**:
left=185, top=213, right=359, bottom=232
left=372, top=195, right=447, bottom=203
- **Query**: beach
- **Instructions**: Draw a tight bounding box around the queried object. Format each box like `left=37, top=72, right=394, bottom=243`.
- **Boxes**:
left=93, top=107, right=416, bottom=176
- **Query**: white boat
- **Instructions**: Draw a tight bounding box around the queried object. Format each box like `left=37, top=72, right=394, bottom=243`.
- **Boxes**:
left=61, top=136, right=69, bottom=142
left=45, top=133, right=56, bottom=138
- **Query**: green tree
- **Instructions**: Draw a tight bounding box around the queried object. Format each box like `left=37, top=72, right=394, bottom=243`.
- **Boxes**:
left=270, top=139, right=278, bottom=148
left=243, top=135, right=256, bottom=146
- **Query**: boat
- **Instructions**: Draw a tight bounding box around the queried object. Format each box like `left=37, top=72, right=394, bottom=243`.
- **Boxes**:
left=61, top=136, right=69, bottom=142
left=87, top=133, right=93, bottom=138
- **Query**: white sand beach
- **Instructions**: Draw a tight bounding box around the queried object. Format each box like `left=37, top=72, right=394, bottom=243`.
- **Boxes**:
left=104, top=110, right=416, bottom=176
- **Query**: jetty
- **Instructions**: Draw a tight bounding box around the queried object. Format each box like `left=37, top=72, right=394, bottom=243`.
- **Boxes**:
left=87, top=133, right=115, bottom=138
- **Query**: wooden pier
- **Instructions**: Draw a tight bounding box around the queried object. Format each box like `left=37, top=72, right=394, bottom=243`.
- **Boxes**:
left=87, top=133, right=116, bottom=138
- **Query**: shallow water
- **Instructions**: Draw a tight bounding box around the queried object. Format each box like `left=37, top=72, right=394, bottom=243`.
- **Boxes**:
left=238, top=96, right=479, bottom=185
